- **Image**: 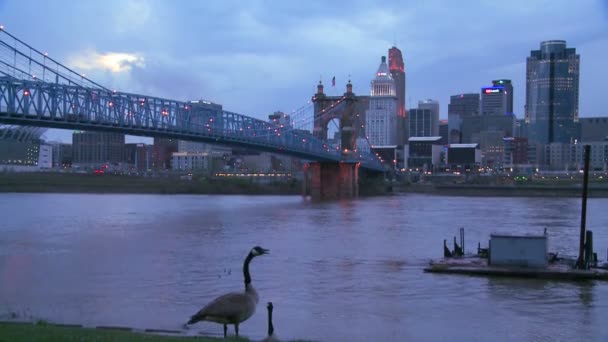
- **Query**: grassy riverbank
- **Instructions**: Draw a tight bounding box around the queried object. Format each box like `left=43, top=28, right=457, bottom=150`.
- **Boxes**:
left=0, top=172, right=301, bottom=195
left=0, top=322, right=245, bottom=342
left=0, top=321, right=316, bottom=342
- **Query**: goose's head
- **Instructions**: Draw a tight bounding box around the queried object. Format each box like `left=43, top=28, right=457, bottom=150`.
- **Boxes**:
left=251, top=246, right=270, bottom=257
left=267, top=302, right=273, bottom=311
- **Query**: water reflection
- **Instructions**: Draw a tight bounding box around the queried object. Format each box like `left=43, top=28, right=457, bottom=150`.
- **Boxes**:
left=1, top=193, right=608, bottom=341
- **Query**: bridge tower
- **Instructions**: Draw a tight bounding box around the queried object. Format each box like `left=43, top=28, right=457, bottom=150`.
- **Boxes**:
left=304, top=80, right=360, bottom=200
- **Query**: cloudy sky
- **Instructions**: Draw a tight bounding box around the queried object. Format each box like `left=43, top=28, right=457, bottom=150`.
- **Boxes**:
left=1, top=0, right=607, bottom=143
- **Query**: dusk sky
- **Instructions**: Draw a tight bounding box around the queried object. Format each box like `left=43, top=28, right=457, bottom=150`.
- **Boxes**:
left=1, top=0, right=607, bottom=143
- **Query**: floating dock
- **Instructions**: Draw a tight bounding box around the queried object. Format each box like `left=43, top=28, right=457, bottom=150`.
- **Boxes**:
left=424, top=257, right=608, bottom=281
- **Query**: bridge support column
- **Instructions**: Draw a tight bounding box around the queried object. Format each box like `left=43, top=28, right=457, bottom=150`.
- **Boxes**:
left=309, top=161, right=359, bottom=201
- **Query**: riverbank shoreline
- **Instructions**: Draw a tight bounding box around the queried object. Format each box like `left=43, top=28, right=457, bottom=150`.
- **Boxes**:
left=0, top=172, right=301, bottom=195
left=2, top=172, right=608, bottom=197
left=0, top=320, right=315, bottom=342
left=396, top=183, right=608, bottom=198
left=0, top=321, right=230, bottom=341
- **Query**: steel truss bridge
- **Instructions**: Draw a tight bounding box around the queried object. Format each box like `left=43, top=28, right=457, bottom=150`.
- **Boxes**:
left=0, top=27, right=383, bottom=171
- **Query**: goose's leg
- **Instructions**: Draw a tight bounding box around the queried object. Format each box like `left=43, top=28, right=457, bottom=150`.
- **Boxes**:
left=235, top=323, right=239, bottom=336
left=223, top=324, right=227, bottom=338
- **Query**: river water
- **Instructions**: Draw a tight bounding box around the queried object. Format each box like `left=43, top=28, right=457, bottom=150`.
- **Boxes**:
left=1, top=193, right=608, bottom=341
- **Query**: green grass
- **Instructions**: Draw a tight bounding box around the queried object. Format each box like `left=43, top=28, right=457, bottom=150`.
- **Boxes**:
left=0, top=322, right=248, bottom=342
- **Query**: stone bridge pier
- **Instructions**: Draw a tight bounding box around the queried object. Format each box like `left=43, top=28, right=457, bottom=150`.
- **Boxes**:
left=302, top=162, right=359, bottom=201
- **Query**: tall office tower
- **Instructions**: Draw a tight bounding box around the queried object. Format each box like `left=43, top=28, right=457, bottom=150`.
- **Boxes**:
left=418, top=99, right=440, bottom=136
left=408, top=108, right=436, bottom=137
left=526, top=40, right=580, bottom=144
left=389, top=46, right=406, bottom=143
left=448, top=93, right=480, bottom=118
left=493, top=79, right=513, bottom=113
left=481, top=79, right=513, bottom=116
left=365, top=56, right=398, bottom=147
left=439, top=120, right=449, bottom=145
left=447, top=94, right=479, bottom=143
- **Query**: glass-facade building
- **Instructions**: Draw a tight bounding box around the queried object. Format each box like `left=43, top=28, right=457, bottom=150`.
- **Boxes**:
left=525, top=40, right=580, bottom=144
left=408, top=108, right=433, bottom=137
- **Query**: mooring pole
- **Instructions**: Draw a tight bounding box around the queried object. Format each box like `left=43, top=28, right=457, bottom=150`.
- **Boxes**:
left=576, top=145, right=591, bottom=269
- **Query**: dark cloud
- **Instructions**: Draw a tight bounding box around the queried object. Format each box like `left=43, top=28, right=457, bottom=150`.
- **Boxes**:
left=1, top=0, right=607, bottom=143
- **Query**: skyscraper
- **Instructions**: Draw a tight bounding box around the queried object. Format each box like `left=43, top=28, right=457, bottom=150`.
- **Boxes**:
left=493, top=79, right=513, bottom=113
left=408, top=108, right=435, bottom=137
left=388, top=46, right=406, bottom=143
left=449, top=93, right=480, bottom=118
left=481, top=79, right=513, bottom=116
left=365, top=56, right=398, bottom=147
left=418, top=99, right=440, bottom=136
left=447, top=93, right=479, bottom=143
left=525, top=40, right=580, bottom=144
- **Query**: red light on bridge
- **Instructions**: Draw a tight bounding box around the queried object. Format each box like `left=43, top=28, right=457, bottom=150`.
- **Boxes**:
left=161, top=109, right=168, bottom=116
left=23, top=89, right=30, bottom=96
left=108, top=101, right=114, bottom=107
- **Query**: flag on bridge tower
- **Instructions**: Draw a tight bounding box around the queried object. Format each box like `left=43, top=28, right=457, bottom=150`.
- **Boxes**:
left=331, top=76, right=335, bottom=87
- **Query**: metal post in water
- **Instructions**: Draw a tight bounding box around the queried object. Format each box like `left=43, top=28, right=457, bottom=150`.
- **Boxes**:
left=576, top=145, right=591, bottom=269
left=585, top=230, right=593, bottom=269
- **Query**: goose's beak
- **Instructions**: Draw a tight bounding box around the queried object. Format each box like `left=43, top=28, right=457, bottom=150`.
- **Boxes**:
left=261, top=248, right=270, bottom=255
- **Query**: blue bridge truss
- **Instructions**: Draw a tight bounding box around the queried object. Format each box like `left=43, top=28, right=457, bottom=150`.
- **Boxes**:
left=0, top=27, right=383, bottom=171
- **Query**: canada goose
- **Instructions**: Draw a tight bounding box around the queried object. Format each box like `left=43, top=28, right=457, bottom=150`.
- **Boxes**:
left=186, top=246, right=269, bottom=338
left=262, top=302, right=281, bottom=342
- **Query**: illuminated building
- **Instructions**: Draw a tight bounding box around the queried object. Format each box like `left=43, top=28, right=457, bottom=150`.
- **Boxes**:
left=481, top=79, right=513, bottom=116
left=51, top=143, right=72, bottom=168
left=526, top=40, right=580, bottom=144
left=0, top=126, right=47, bottom=169
left=405, top=136, right=443, bottom=170
left=388, top=46, right=406, bottom=143
left=365, top=56, right=398, bottom=147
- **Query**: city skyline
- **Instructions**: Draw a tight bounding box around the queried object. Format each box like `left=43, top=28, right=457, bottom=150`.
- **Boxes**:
left=1, top=0, right=607, bottom=143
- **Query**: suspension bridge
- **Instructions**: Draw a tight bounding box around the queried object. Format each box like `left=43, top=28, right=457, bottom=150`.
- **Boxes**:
left=0, top=27, right=383, bottom=172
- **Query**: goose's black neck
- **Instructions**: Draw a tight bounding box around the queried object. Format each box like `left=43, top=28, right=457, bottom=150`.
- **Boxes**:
left=268, top=306, right=274, bottom=336
left=243, top=252, right=254, bottom=287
